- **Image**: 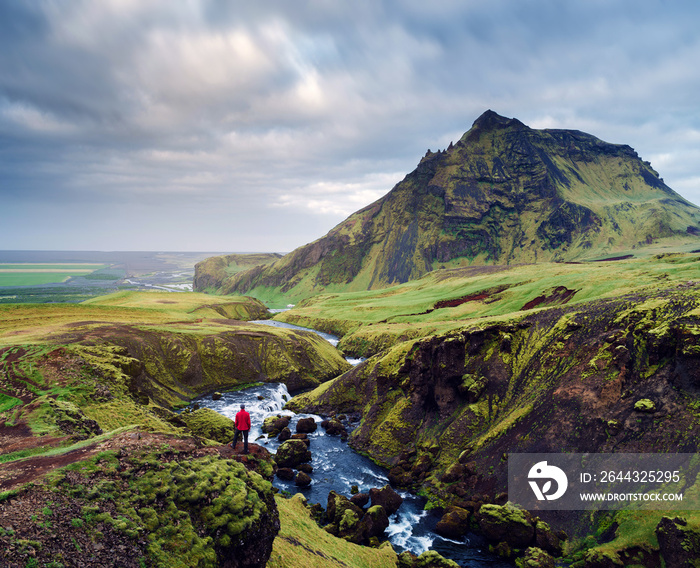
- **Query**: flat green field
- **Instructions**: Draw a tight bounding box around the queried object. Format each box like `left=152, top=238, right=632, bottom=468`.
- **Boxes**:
left=0, top=263, right=106, bottom=286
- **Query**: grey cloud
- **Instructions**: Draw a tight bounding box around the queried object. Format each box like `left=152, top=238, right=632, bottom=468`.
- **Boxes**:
left=1, top=0, right=700, bottom=250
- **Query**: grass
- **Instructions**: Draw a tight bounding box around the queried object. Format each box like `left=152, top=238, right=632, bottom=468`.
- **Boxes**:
left=274, top=253, right=700, bottom=354
left=0, top=291, right=271, bottom=346
left=0, top=426, right=138, bottom=465
left=266, top=494, right=398, bottom=568
left=0, top=263, right=106, bottom=287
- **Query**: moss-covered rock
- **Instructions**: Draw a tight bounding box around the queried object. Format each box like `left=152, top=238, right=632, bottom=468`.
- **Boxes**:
left=179, top=407, right=236, bottom=444
left=655, top=516, right=700, bottom=568
left=413, top=550, right=461, bottom=568
left=478, top=503, right=535, bottom=548
left=294, top=471, right=312, bottom=487
left=515, top=547, right=555, bottom=568
left=436, top=506, right=471, bottom=540
left=534, top=520, right=563, bottom=557
left=262, top=415, right=291, bottom=436
left=47, top=398, right=103, bottom=440
left=274, top=439, right=311, bottom=468
left=295, top=417, right=317, bottom=433
left=369, top=485, right=403, bottom=516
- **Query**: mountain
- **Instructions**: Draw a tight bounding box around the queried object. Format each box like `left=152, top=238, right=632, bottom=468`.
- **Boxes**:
left=198, top=110, right=700, bottom=300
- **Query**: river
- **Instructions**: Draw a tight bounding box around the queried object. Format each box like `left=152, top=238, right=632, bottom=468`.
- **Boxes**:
left=190, top=320, right=510, bottom=567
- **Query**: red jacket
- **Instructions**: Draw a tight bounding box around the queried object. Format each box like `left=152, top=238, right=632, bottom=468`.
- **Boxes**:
left=235, top=409, right=251, bottom=431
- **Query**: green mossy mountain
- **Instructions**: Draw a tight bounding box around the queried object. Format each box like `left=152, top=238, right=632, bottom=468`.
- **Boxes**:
left=196, top=110, right=700, bottom=302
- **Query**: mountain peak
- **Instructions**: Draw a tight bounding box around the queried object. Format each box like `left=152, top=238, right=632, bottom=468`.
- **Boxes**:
left=460, top=110, right=526, bottom=144
left=472, top=110, right=525, bottom=130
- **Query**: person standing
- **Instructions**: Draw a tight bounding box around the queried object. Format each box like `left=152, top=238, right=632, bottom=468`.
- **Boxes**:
left=232, top=404, right=251, bottom=453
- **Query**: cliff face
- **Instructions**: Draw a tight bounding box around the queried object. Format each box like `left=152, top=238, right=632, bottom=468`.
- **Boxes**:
left=205, top=110, right=700, bottom=301
left=287, top=283, right=700, bottom=508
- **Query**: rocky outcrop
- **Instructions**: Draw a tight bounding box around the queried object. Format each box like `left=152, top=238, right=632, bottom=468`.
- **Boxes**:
left=323, top=490, right=392, bottom=545
left=63, top=324, right=351, bottom=408
left=478, top=503, right=535, bottom=548
left=655, top=516, right=700, bottom=568
left=0, top=441, right=280, bottom=568
left=179, top=407, right=236, bottom=444
left=47, top=399, right=103, bottom=440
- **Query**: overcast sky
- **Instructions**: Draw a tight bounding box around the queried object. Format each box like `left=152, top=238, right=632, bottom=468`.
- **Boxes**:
left=2, top=1, right=700, bottom=252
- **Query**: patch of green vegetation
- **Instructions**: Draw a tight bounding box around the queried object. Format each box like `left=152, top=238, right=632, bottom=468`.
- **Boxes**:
left=0, top=392, right=23, bottom=412
left=272, top=253, right=700, bottom=356
left=267, top=494, right=397, bottom=568
left=1, top=448, right=277, bottom=567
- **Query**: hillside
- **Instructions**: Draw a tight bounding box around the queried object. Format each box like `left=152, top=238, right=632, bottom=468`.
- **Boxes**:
left=196, top=110, right=700, bottom=303
left=193, top=253, right=283, bottom=293
left=284, top=253, right=700, bottom=564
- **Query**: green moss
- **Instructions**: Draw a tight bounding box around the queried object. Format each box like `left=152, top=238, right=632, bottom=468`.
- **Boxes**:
left=45, top=451, right=277, bottom=567
left=634, top=399, right=656, bottom=412
left=178, top=408, right=236, bottom=444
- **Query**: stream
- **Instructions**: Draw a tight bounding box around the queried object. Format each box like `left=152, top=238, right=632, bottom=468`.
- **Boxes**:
left=190, top=320, right=510, bottom=567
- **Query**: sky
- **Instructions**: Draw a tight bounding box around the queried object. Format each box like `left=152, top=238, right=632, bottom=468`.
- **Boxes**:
left=2, top=0, right=700, bottom=253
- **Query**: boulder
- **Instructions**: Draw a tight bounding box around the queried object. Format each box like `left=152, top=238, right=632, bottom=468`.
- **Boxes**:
left=296, top=417, right=318, bottom=433
left=298, top=463, right=313, bottom=474
left=277, top=427, right=291, bottom=442
left=398, top=550, right=460, bottom=568
left=656, top=516, right=700, bottom=568
left=359, top=505, right=390, bottom=540
left=294, top=471, right=312, bottom=487
left=326, top=491, right=364, bottom=527
left=435, top=506, right=470, bottom=540
left=321, top=418, right=347, bottom=436
left=274, top=439, right=312, bottom=468
left=534, top=520, right=563, bottom=557
left=276, top=468, right=295, bottom=481
left=369, top=485, right=403, bottom=516
left=515, top=547, right=555, bottom=568
left=262, top=415, right=291, bottom=435
left=350, top=492, right=370, bottom=508
left=291, top=433, right=311, bottom=446
left=478, top=503, right=535, bottom=548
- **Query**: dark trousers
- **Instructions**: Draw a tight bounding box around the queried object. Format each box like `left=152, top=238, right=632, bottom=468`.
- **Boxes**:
left=233, top=429, right=249, bottom=452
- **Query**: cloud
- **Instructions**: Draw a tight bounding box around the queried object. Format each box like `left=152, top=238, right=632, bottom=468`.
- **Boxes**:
left=1, top=0, right=700, bottom=251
